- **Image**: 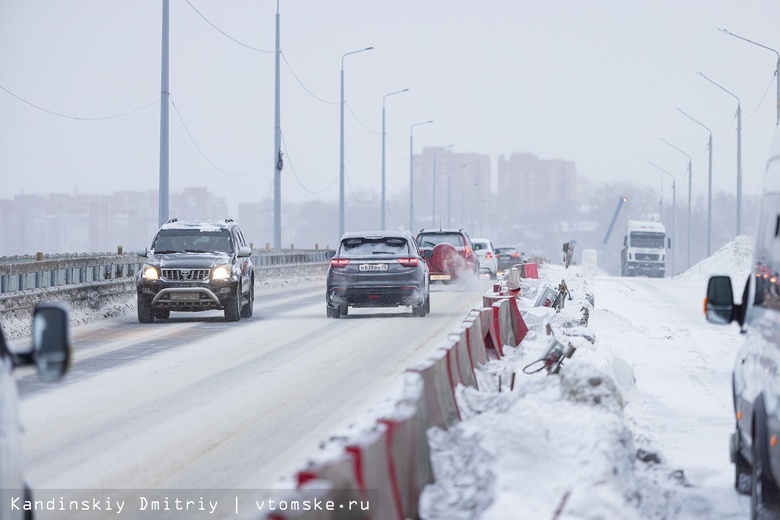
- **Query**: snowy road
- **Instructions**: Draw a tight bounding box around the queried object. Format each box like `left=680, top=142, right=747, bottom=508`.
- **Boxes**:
left=17, top=278, right=492, bottom=493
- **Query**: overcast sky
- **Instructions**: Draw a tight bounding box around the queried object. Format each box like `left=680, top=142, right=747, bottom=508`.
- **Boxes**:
left=2, top=1, right=779, bottom=215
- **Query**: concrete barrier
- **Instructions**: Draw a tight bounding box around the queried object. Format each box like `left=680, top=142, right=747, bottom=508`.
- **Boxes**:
left=507, top=297, right=529, bottom=346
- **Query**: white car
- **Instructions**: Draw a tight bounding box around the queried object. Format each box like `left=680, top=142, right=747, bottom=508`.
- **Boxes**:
left=471, top=238, right=498, bottom=279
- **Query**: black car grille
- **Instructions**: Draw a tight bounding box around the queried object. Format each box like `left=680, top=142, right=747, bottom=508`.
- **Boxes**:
left=161, top=268, right=210, bottom=281
left=635, top=254, right=660, bottom=261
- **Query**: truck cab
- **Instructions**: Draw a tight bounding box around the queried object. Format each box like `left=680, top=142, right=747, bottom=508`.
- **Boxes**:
left=620, top=220, right=670, bottom=278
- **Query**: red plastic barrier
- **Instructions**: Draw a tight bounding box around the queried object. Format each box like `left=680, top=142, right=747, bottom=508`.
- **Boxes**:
left=449, top=327, right=477, bottom=389
left=345, top=426, right=402, bottom=520
left=406, top=350, right=460, bottom=430
left=479, top=307, right=500, bottom=360
left=463, top=312, right=488, bottom=368
left=379, top=389, right=434, bottom=520
left=522, top=262, right=539, bottom=278
left=507, top=297, right=529, bottom=345
left=439, top=338, right=461, bottom=390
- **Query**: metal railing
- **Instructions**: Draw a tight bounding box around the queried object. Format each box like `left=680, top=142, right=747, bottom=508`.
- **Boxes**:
left=0, top=250, right=328, bottom=295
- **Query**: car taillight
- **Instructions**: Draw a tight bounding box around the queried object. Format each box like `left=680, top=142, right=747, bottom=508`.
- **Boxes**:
left=485, top=252, right=493, bottom=259
left=510, top=253, right=520, bottom=258
left=397, top=258, right=419, bottom=267
left=330, top=258, right=350, bottom=268
left=465, top=246, right=473, bottom=256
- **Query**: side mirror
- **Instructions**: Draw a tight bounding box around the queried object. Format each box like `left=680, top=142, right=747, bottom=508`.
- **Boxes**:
left=237, top=246, right=252, bottom=258
left=668, top=238, right=672, bottom=249
left=135, top=247, right=148, bottom=257
left=623, top=236, right=627, bottom=247
left=32, top=304, right=71, bottom=382
left=705, top=275, right=735, bottom=325
left=325, top=250, right=336, bottom=259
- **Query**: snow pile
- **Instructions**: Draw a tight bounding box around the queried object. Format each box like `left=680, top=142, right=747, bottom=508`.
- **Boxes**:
left=420, top=264, right=676, bottom=519
left=675, top=234, right=754, bottom=284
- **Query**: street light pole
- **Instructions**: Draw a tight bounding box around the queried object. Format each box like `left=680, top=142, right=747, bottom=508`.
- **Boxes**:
left=272, top=0, right=282, bottom=249
left=409, top=120, right=433, bottom=232
left=698, top=71, right=742, bottom=235
left=158, top=0, right=170, bottom=227
left=677, top=107, right=713, bottom=256
left=432, top=145, right=453, bottom=228
left=719, top=28, right=780, bottom=125
left=381, top=88, right=409, bottom=231
left=660, top=138, right=693, bottom=269
left=339, top=46, right=373, bottom=238
left=648, top=161, right=677, bottom=276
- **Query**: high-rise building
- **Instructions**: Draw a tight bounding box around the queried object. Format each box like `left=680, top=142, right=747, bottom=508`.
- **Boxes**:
left=497, top=153, right=576, bottom=218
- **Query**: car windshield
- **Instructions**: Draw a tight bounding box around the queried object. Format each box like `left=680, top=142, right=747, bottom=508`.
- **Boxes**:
left=630, top=232, right=664, bottom=249
left=418, top=233, right=464, bottom=248
left=339, top=237, right=409, bottom=257
left=152, top=229, right=233, bottom=253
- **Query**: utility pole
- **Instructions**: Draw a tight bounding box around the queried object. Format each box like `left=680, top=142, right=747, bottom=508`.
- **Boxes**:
left=273, top=1, right=282, bottom=249
left=158, top=0, right=170, bottom=227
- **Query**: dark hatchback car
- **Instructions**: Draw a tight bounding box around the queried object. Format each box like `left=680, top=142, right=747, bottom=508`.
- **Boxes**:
left=136, top=219, right=254, bottom=323
left=416, top=229, right=479, bottom=283
left=325, top=231, right=431, bottom=318
left=495, top=246, right=523, bottom=272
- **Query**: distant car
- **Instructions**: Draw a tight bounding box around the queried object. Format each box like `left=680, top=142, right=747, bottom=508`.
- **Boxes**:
left=1, top=304, right=71, bottom=520
left=416, top=229, right=479, bottom=283
left=135, top=218, right=254, bottom=323
left=325, top=231, right=431, bottom=318
left=471, top=238, right=498, bottom=279
left=495, top=246, right=523, bottom=273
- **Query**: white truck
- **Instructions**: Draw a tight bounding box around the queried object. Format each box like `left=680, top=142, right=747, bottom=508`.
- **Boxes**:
left=620, top=220, right=670, bottom=278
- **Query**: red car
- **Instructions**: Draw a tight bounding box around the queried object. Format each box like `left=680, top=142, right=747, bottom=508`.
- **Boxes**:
left=416, top=229, right=479, bottom=283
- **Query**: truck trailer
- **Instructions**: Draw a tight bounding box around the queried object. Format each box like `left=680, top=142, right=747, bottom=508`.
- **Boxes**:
left=620, top=220, right=670, bottom=278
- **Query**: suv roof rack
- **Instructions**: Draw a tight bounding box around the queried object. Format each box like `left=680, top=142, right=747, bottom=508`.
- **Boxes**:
left=225, top=218, right=234, bottom=223
left=166, top=218, right=178, bottom=223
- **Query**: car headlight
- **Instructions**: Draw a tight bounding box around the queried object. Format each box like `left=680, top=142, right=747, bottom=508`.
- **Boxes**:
left=141, top=264, right=159, bottom=280
left=211, top=265, right=231, bottom=280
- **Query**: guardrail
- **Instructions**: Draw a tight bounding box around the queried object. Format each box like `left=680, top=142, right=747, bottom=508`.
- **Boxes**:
left=0, top=250, right=328, bottom=295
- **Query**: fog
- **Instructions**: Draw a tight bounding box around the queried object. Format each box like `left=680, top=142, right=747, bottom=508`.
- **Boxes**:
left=0, top=1, right=776, bottom=267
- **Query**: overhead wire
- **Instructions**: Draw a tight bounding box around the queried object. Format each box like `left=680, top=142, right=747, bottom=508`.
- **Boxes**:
left=345, top=102, right=380, bottom=135
left=281, top=53, right=338, bottom=105
left=185, top=0, right=273, bottom=53
left=0, top=84, right=158, bottom=121
left=170, top=94, right=272, bottom=177
left=744, top=71, right=776, bottom=122
left=280, top=130, right=338, bottom=194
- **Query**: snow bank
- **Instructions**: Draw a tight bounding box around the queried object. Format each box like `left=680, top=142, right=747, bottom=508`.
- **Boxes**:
left=675, top=234, right=754, bottom=284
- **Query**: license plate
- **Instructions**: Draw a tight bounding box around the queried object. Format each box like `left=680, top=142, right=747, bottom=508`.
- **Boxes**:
left=359, top=263, right=388, bottom=272
left=170, top=292, right=200, bottom=301
left=430, top=274, right=451, bottom=281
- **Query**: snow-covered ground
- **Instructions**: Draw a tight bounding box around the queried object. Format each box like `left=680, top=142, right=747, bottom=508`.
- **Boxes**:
left=419, top=236, right=754, bottom=519
left=3, top=239, right=756, bottom=519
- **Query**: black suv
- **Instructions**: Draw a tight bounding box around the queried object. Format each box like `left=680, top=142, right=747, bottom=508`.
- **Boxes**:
left=136, top=219, right=254, bottom=322
left=704, top=128, right=780, bottom=517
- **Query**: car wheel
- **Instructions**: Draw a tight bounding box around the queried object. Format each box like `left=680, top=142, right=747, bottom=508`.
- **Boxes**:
left=752, top=419, right=780, bottom=518
left=241, top=280, right=254, bottom=318
left=339, top=305, right=349, bottom=317
left=326, top=304, right=340, bottom=318
left=425, top=294, right=431, bottom=315
left=224, top=284, right=241, bottom=322
left=154, top=309, right=170, bottom=320
left=736, top=443, right=752, bottom=495
left=412, top=300, right=426, bottom=317
left=137, top=296, right=154, bottom=323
